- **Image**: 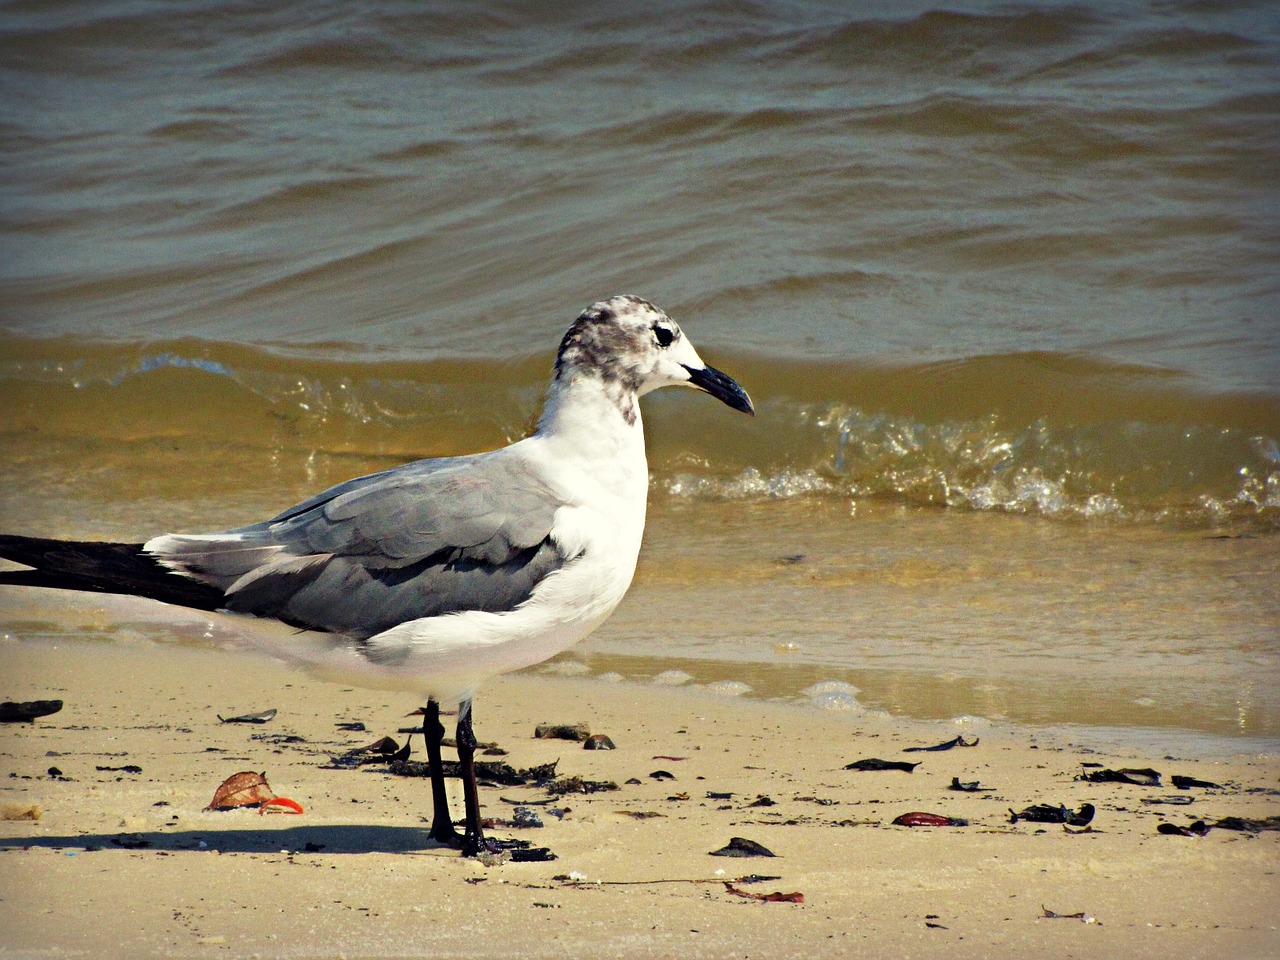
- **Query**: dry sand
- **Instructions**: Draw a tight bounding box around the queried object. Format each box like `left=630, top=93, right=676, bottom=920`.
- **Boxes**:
left=1, top=639, right=1277, bottom=959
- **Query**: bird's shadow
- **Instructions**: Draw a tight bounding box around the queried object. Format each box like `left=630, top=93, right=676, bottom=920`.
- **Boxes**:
left=0, top=823, right=448, bottom=855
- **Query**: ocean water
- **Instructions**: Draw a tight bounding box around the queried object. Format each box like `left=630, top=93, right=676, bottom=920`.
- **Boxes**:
left=1, top=0, right=1277, bottom=747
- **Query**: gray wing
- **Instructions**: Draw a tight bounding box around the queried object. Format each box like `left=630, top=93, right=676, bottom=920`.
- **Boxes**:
left=146, top=450, right=572, bottom=638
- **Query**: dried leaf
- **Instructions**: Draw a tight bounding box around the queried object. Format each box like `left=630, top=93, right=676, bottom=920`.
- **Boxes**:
left=1171, top=775, right=1222, bottom=790
left=892, top=811, right=969, bottom=827
left=723, top=882, right=804, bottom=903
left=1009, top=802, right=1095, bottom=826
left=1212, top=815, right=1280, bottom=832
left=217, top=709, right=277, bottom=724
left=205, top=771, right=277, bottom=811
left=534, top=722, right=590, bottom=741
left=1042, top=905, right=1097, bottom=923
left=844, top=758, right=920, bottom=773
left=0, top=699, right=63, bottom=723
left=709, top=837, right=777, bottom=858
left=1078, top=767, right=1161, bottom=786
left=904, top=735, right=979, bottom=753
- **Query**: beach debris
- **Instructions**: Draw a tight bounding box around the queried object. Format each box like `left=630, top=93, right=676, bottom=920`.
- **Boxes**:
left=652, top=755, right=687, bottom=761
left=948, top=777, right=986, bottom=792
left=2, top=802, right=42, bottom=821
left=1172, top=775, right=1222, bottom=790
left=618, top=810, right=666, bottom=820
left=511, top=806, right=543, bottom=828
left=367, top=735, right=402, bottom=755
left=0, top=699, right=63, bottom=723
left=557, top=872, right=782, bottom=890
left=261, top=797, right=304, bottom=814
left=583, top=734, right=616, bottom=750
left=217, top=708, right=276, bottom=724
left=723, top=882, right=803, bottom=903
left=111, top=834, right=152, bottom=849
left=844, top=758, right=919, bottom=773
left=546, top=775, right=618, bottom=796
left=96, top=764, right=143, bottom=774
left=746, top=795, right=776, bottom=807
left=707, top=791, right=734, bottom=800
left=904, top=735, right=979, bottom=753
left=535, top=722, right=591, bottom=742
left=204, top=771, right=304, bottom=814
left=710, top=837, right=777, bottom=858
left=249, top=733, right=306, bottom=751
left=649, top=769, right=676, bottom=781
left=1141, top=795, right=1196, bottom=806
left=1211, top=815, right=1280, bottom=833
left=1157, top=820, right=1210, bottom=837
left=892, top=812, right=969, bottom=827
left=390, top=758, right=553, bottom=786
left=326, top=735, right=406, bottom=769
left=1078, top=767, right=1161, bottom=786
left=482, top=806, right=546, bottom=830
left=1041, top=905, right=1097, bottom=923
left=475, top=838, right=557, bottom=865
left=335, top=720, right=366, bottom=731
left=1008, top=803, right=1095, bottom=826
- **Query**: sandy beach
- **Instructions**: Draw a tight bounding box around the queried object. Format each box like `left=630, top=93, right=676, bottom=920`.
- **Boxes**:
left=3, top=3, right=1278, bottom=958
left=1, top=639, right=1276, bottom=960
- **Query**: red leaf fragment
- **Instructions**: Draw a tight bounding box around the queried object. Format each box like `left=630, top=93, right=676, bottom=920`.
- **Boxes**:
left=259, top=797, right=305, bottom=815
left=892, top=811, right=968, bottom=827
left=723, top=882, right=804, bottom=903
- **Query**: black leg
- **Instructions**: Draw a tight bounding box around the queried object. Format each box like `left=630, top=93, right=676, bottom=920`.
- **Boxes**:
left=455, top=697, right=487, bottom=856
left=422, top=698, right=461, bottom=846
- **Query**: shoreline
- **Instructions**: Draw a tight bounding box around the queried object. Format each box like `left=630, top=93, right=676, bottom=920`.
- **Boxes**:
left=2, top=639, right=1277, bottom=959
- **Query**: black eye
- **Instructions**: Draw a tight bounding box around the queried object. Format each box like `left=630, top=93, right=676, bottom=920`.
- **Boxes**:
left=653, top=325, right=675, bottom=348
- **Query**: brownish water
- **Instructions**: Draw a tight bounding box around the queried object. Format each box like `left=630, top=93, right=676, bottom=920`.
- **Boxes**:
left=1, top=0, right=1277, bottom=750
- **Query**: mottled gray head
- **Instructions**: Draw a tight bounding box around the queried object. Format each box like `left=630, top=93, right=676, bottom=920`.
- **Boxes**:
left=554, top=295, right=754, bottom=422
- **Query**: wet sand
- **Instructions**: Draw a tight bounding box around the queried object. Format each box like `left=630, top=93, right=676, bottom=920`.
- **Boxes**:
left=2, top=640, right=1277, bottom=959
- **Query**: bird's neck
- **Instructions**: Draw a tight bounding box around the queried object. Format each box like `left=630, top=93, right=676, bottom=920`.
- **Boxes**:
left=534, top=370, right=648, bottom=476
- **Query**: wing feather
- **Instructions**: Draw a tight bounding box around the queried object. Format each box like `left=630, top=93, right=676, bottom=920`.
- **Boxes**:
left=146, top=449, right=572, bottom=637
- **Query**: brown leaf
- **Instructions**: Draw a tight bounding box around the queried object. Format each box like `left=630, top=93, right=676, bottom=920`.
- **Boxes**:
left=723, top=882, right=804, bottom=903
left=205, top=771, right=277, bottom=811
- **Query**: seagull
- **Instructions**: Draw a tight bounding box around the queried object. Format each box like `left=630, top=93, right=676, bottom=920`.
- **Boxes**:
left=0, top=295, right=753, bottom=857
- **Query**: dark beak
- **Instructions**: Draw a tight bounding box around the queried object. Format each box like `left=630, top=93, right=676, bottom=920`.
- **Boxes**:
left=682, top=364, right=755, bottom=416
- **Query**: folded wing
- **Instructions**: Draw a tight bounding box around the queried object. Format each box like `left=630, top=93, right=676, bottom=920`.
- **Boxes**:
left=147, top=451, right=572, bottom=638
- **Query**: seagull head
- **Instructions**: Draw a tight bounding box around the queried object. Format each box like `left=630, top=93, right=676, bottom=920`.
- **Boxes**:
left=554, top=295, right=754, bottom=417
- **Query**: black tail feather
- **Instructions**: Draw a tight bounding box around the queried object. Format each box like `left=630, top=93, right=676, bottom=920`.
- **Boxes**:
left=0, top=534, right=225, bottom=612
